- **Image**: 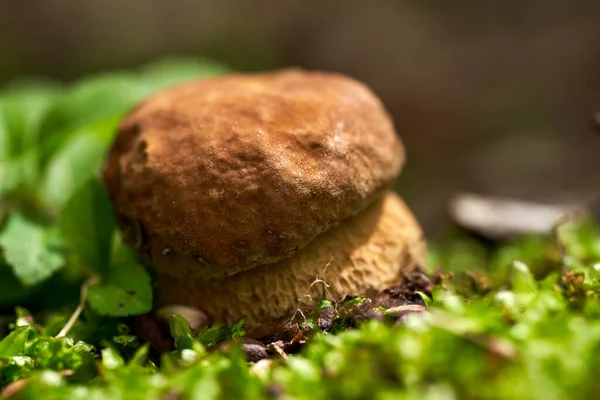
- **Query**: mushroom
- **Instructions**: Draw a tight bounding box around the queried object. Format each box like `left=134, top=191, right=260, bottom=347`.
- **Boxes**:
left=103, top=69, right=425, bottom=338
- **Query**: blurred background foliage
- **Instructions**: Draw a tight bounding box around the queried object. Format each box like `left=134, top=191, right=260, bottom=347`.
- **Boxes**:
left=0, top=0, right=599, bottom=236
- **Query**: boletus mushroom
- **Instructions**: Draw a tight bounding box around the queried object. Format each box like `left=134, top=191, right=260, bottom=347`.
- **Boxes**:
left=103, top=69, right=425, bottom=338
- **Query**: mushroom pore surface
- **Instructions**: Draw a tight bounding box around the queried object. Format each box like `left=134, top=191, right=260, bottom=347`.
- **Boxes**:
left=155, top=191, right=425, bottom=338
left=103, top=69, right=405, bottom=277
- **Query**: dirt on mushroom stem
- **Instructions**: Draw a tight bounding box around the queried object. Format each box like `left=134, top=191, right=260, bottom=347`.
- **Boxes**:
left=135, top=266, right=436, bottom=360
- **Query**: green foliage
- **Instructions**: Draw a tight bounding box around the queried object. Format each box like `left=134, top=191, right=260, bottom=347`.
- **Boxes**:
left=0, top=214, right=64, bottom=286
left=0, top=327, right=32, bottom=357
left=0, top=83, right=59, bottom=198
left=0, top=323, right=97, bottom=388
left=4, top=218, right=599, bottom=399
left=41, top=117, right=119, bottom=209
left=197, top=318, right=247, bottom=348
left=0, top=56, right=229, bottom=314
left=170, top=314, right=247, bottom=351
left=2, top=58, right=600, bottom=399
left=60, top=179, right=115, bottom=274
left=87, top=263, right=152, bottom=317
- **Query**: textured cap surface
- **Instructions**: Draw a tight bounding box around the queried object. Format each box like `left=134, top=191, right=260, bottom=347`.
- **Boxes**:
left=103, top=69, right=405, bottom=276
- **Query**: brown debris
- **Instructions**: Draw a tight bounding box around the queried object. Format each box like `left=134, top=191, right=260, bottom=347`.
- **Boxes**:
left=284, top=331, right=308, bottom=354
left=464, top=271, right=493, bottom=294
left=137, top=266, right=438, bottom=360
left=316, top=306, right=336, bottom=331
left=376, top=267, right=434, bottom=307
left=266, top=341, right=288, bottom=360
left=261, top=322, right=301, bottom=344
left=561, top=270, right=590, bottom=309
left=337, top=298, right=376, bottom=326
left=241, top=338, right=269, bottom=362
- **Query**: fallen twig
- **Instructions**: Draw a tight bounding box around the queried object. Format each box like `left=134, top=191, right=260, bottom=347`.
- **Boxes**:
left=267, top=341, right=288, bottom=360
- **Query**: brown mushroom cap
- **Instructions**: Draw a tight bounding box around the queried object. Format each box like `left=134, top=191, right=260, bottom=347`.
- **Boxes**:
left=155, top=191, right=425, bottom=338
left=103, top=69, right=405, bottom=278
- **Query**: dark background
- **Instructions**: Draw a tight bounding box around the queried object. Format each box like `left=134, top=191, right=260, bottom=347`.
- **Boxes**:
left=1, top=0, right=599, bottom=235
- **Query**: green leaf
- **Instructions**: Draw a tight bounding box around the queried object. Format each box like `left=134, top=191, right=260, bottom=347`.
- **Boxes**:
left=128, top=343, right=150, bottom=367
left=0, top=327, right=31, bottom=357
left=41, top=115, right=120, bottom=208
left=228, top=318, right=246, bottom=340
left=87, top=262, right=152, bottom=317
left=40, top=74, right=145, bottom=139
left=558, top=218, right=600, bottom=261
left=109, top=233, right=140, bottom=266
left=0, top=213, right=64, bottom=286
left=38, top=75, right=147, bottom=168
left=510, top=260, right=538, bottom=294
left=196, top=323, right=227, bottom=347
left=319, top=299, right=334, bottom=310
left=170, top=315, right=195, bottom=350
left=0, top=102, right=11, bottom=161
left=0, top=82, right=60, bottom=155
left=194, top=319, right=246, bottom=348
left=0, top=151, right=39, bottom=197
left=101, top=347, right=125, bottom=370
left=416, top=291, right=433, bottom=306
left=0, top=84, right=58, bottom=197
left=60, top=179, right=115, bottom=273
